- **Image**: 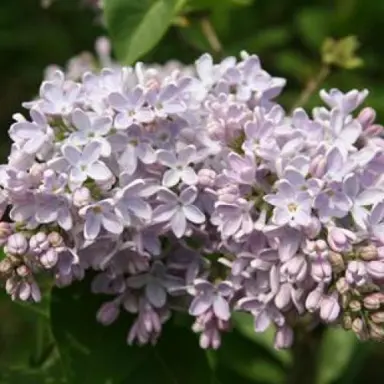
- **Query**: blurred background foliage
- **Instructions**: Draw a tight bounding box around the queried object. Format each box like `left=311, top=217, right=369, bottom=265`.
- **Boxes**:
left=2, top=0, right=384, bottom=382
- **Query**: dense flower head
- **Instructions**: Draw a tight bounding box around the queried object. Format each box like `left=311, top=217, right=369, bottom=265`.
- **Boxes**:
left=2, top=39, right=384, bottom=349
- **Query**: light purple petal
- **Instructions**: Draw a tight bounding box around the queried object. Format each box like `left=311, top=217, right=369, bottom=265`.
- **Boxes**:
left=82, top=141, right=102, bottom=164
left=157, top=150, right=177, bottom=168
left=180, top=186, right=198, bottom=205
left=84, top=213, right=101, bottom=240
left=152, top=204, right=178, bottom=223
left=87, top=161, right=112, bottom=181
left=181, top=167, right=198, bottom=185
left=102, top=212, right=123, bottom=235
left=62, top=144, right=81, bottom=166
left=189, top=294, right=213, bottom=316
left=213, top=295, right=230, bottom=321
left=162, top=169, right=181, bottom=187
left=72, top=109, right=91, bottom=131
left=171, top=209, right=187, bottom=238
left=146, top=282, right=167, bottom=308
left=183, top=204, right=205, bottom=224
left=254, top=310, right=271, bottom=332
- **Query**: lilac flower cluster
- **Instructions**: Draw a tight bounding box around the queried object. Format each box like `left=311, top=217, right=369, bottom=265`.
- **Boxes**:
left=2, top=49, right=384, bottom=350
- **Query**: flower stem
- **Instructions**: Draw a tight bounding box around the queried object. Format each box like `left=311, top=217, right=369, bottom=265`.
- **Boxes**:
left=200, top=17, right=223, bottom=56
left=287, top=325, right=325, bottom=384
left=290, top=65, right=330, bottom=112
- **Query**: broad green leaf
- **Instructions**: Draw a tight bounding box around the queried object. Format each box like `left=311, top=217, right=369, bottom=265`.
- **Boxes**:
left=316, top=328, right=358, bottom=384
left=214, top=325, right=286, bottom=384
left=50, top=279, right=213, bottom=384
left=104, top=0, right=187, bottom=65
left=233, top=312, right=292, bottom=367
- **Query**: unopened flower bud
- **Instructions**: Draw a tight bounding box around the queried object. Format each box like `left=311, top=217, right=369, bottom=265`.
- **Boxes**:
left=364, top=293, right=384, bottom=310
left=359, top=245, right=378, bottom=261
left=327, top=227, right=355, bottom=253
left=370, top=311, right=384, bottom=324
left=0, top=258, right=13, bottom=275
left=309, top=155, right=326, bottom=178
left=29, top=232, right=49, bottom=254
left=197, top=169, right=216, bottom=187
left=274, top=326, right=293, bottom=349
left=305, top=286, right=323, bottom=312
left=73, top=187, right=91, bottom=207
left=366, top=260, right=384, bottom=280
left=311, top=260, right=332, bottom=283
left=369, top=322, right=384, bottom=341
left=349, top=300, right=361, bottom=312
left=346, top=260, right=367, bottom=287
left=352, top=318, right=368, bottom=340
left=40, top=249, right=58, bottom=269
left=16, top=265, right=29, bottom=277
left=357, top=107, right=376, bottom=129
left=97, top=301, right=120, bottom=326
left=320, top=294, right=340, bottom=323
left=364, top=123, right=384, bottom=137
left=6, top=233, right=28, bottom=256
left=274, top=283, right=292, bottom=310
left=18, top=281, right=31, bottom=301
left=328, top=251, right=345, bottom=273
left=0, top=222, right=12, bottom=246
left=48, top=231, right=64, bottom=248
left=281, top=255, right=308, bottom=283
left=336, top=277, right=350, bottom=294
left=343, top=314, right=352, bottom=329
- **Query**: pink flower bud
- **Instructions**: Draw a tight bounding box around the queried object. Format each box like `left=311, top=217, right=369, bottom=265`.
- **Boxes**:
left=6, top=233, right=28, bottom=256
left=320, top=294, right=340, bottom=323
left=366, top=260, right=384, bottom=280
left=364, top=124, right=384, bottom=137
left=274, top=326, right=293, bottom=349
left=309, top=154, right=326, bottom=178
left=305, top=286, right=323, bottom=312
left=346, top=260, right=367, bottom=287
left=349, top=300, right=361, bottom=312
left=371, top=311, right=384, bottom=324
left=40, top=249, right=58, bottom=269
left=29, top=232, right=49, bottom=254
left=73, top=187, right=91, bottom=207
left=311, top=260, right=332, bottom=283
left=48, top=231, right=64, bottom=248
left=197, top=169, right=216, bottom=187
left=364, top=293, right=384, bottom=310
left=327, top=227, right=355, bottom=252
left=281, top=255, right=308, bottom=283
left=96, top=301, right=120, bottom=326
left=274, top=283, right=292, bottom=310
left=303, top=217, right=322, bottom=239
left=357, top=107, right=376, bottom=129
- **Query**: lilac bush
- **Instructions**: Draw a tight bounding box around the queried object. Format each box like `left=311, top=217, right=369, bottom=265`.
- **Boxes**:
left=1, top=42, right=384, bottom=350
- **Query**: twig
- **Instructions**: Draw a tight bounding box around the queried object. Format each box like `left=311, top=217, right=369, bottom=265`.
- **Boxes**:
left=200, top=17, right=223, bottom=55
left=291, top=64, right=330, bottom=112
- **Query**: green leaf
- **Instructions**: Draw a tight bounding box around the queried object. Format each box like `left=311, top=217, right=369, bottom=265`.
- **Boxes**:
left=296, top=8, right=331, bottom=51
left=214, top=322, right=287, bottom=384
left=233, top=312, right=292, bottom=367
left=104, top=0, right=187, bottom=65
left=50, top=279, right=213, bottom=384
left=316, top=328, right=358, bottom=384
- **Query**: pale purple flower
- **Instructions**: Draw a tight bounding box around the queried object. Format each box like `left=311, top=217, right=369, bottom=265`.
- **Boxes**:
left=9, top=108, right=53, bottom=155
left=115, top=180, right=153, bottom=226
left=189, top=279, right=233, bottom=321
left=61, top=141, right=113, bottom=186
left=108, top=86, right=154, bottom=129
left=79, top=199, right=123, bottom=240
left=319, top=89, right=368, bottom=115
left=157, top=145, right=198, bottom=187
left=69, top=109, right=112, bottom=156
left=152, top=186, right=205, bottom=238
left=214, top=198, right=254, bottom=238
left=264, top=180, right=312, bottom=227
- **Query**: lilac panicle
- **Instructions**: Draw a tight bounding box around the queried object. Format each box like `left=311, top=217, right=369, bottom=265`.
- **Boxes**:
left=2, top=37, right=384, bottom=350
